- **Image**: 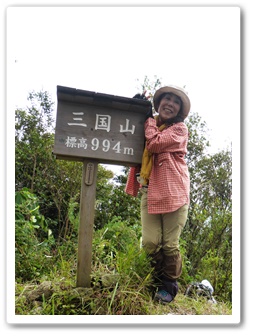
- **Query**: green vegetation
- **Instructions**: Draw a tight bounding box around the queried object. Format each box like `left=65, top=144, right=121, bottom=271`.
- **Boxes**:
left=14, top=77, right=232, bottom=315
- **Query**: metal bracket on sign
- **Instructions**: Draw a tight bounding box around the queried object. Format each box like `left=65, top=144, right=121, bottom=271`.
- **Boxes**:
left=85, top=162, right=94, bottom=185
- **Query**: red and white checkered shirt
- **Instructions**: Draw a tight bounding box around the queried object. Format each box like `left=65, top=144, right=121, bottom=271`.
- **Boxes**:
left=125, top=118, right=190, bottom=214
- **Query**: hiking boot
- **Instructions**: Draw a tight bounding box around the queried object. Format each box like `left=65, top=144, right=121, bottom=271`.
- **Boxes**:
left=154, top=290, right=174, bottom=304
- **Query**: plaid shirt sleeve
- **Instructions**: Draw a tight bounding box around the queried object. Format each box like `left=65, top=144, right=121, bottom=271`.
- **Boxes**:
left=145, top=118, right=188, bottom=153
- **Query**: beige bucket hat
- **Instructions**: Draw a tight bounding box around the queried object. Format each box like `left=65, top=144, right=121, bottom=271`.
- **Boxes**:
left=153, top=85, right=191, bottom=119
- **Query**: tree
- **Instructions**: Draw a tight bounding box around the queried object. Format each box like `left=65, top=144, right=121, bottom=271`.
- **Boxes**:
left=94, top=167, right=141, bottom=231
left=182, top=111, right=232, bottom=301
left=15, top=90, right=115, bottom=240
left=15, top=91, right=55, bottom=192
left=182, top=147, right=232, bottom=301
left=136, top=75, right=162, bottom=99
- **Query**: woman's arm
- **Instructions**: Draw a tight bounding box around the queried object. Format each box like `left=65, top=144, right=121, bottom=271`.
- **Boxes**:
left=145, top=118, right=188, bottom=153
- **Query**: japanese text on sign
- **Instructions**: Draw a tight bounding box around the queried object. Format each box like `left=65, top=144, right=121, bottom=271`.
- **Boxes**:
left=68, top=113, right=135, bottom=134
left=65, top=113, right=136, bottom=157
left=65, top=137, right=134, bottom=155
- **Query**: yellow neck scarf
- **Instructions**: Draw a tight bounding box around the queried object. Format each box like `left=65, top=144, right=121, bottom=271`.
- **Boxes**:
left=139, top=116, right=167, bottom=186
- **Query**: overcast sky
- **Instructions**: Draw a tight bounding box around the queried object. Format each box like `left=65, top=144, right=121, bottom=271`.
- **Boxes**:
left=7, top=6, right=240, bottom=160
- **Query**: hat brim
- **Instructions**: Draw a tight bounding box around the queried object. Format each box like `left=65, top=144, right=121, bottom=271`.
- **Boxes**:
left=153, top=85, right=191, bottom=119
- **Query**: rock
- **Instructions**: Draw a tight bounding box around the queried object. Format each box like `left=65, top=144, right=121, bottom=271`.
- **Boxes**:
left=26, top=281, right=53, bottom=302
left=72, top=287, right=93, bottom=296
left=101, top=274, right=120, bottom=287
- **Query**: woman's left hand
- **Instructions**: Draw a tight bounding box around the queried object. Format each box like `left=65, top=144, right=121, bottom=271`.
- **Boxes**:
left=133, top=90, right=150, bottom=100
left=133, top=91, right=153, bottom=119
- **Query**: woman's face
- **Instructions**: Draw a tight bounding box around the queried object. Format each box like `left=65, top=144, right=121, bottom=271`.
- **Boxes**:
left=157, top=93, right=182, bottom=123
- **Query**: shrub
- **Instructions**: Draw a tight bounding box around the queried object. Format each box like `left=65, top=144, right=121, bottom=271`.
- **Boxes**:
left=15, top=189, right=55, bottom=281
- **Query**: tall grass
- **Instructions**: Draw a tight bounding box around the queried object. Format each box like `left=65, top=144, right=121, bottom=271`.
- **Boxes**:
left=15, top=213, right=232, bottom=315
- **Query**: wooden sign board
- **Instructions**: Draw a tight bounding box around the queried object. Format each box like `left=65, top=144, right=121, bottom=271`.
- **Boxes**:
left=53, top=86, right=151, bottom=166
left=53, top=85, right=151, bottom=287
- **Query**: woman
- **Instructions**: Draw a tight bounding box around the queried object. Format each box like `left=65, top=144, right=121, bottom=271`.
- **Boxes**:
left=125, top=85, right=191, bottom=303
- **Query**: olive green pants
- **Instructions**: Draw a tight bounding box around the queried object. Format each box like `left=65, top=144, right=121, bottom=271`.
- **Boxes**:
left=141, top=189, right=188, bottom=281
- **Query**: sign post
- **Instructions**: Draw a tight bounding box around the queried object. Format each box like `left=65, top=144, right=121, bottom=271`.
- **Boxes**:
left=76, top=160, right=98, bottom=287
left=53, top=85, right=151, bottom=287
